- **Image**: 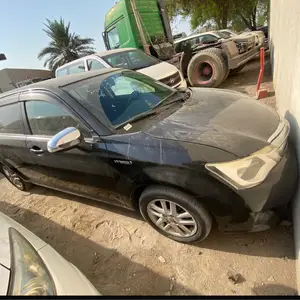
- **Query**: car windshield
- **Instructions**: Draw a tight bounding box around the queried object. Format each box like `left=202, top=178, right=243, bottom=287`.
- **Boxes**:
left=101, top=49, right=160, bottom=70
left=218, top=31, right=231, bottom=38
left=214, top=31, right=229, bottom=39
left=63, top=70, right=175, bottom=128
left=219, top=30, right=237, bottom=38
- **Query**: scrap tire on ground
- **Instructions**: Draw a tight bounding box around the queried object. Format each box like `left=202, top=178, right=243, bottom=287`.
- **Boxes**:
left=139, top=185, right=212, bottom=243
left=230, top=63, right=246, bottom=75
left=187, top=48, right=228, bottom=88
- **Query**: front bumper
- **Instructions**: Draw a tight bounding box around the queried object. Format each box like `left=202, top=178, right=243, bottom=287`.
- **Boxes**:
left=238, top=143, right=297, bottom=212
left=175, top=78, right=187, bottom=89
left=216, top=143, right=298, bottom=232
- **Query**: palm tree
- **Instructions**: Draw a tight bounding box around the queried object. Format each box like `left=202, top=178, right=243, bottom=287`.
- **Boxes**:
left=38, top=18, right=95, bottom=71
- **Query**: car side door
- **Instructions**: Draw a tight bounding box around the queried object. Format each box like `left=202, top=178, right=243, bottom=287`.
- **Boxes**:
left=20, top=91, right=129, bottom=207
left=0, top=94, right=37, bottom=181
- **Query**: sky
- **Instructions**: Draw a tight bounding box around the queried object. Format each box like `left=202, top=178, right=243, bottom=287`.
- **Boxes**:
left=0, top=0, right=191, bottom=70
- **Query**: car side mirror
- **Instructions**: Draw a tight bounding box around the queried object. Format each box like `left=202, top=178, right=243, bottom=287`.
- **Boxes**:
left=47, top=127, right=83, bottom=153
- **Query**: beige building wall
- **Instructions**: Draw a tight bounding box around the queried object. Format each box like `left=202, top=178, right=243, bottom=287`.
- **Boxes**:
left=0, top=68, right=53, bottom=93
left=269, top=0, right=300, bottom=292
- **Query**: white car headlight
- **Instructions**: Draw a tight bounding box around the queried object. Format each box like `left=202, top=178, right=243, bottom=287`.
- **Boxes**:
left=8, top=228, right=56, bottom=296
left=205, top=144, right=284, bottom=190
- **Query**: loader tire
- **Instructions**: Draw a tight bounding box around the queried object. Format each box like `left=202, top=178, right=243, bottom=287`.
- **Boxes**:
left=187, top=48, right=228, bottom=88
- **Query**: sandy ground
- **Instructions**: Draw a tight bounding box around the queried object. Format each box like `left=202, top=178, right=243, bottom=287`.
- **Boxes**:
left=0, top=55, right=297, bottom=295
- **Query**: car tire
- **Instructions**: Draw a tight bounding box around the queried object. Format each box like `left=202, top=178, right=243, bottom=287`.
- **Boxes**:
left=187, top=48, right=227, bottom=88
left=230, top=63, right=246, bottom=75
left=139, top=186, right=212, bottom=243
left=1, top=164, right=32, bottom=191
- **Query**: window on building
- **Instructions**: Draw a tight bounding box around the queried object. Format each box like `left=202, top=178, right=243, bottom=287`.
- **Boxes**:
left=25, top=100, right=90, bottom=137
left=0, top=103, right=22, bottom=134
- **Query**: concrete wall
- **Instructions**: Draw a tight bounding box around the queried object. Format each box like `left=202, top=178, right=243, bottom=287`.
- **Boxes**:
left=0, top=69, right=53, bottom=93
left=269, top=0, right=300, bottom=292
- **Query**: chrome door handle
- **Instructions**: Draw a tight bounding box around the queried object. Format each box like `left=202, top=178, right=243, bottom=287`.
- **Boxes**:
left=30, top=148, right=44, bottom=154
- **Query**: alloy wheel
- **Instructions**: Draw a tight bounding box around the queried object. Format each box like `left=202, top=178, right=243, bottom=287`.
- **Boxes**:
left=2, top=165, right=24, bottom=190
left=146, top=199, right=198, bottom=237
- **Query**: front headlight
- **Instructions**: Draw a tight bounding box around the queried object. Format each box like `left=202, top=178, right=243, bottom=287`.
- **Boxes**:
left=8, top=228, right=56, bottom=295
left=205, top=145, right=283, bottom=190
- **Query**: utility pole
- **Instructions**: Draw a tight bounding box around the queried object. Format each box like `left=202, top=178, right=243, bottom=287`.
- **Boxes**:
left=130, top=0, right=150, bottom=55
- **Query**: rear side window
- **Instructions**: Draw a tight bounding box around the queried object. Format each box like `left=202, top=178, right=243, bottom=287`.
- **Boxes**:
left=25, top=101, right=90, bottom=137
left=87, top=59, right=106, bottom=70
left=56, top=61, right=86, bottom=77
left=67, top=61, right=86, bottom=75
left=56, top=68, right=68, bottom=78
left=0, top=103, right=22, bottom=134
left=200, top=34, right=218, bottom=43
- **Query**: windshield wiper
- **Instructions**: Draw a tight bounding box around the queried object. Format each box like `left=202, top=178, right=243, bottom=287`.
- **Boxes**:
left=115, top=110, right=158, bottom=129
left=153, top=91, right=183, bottom=109
left=115, top=90, right=187, bottom=130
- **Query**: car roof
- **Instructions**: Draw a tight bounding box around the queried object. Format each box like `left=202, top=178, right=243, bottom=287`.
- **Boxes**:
left=219, top=29, right=234, bottom=33
left=55, top=48, right=139, bottom=71
left=174, top=31, right=220, bottom=44
left=96, top=48, right=138, bottom=57
left=0, top=68, right=120, bottom=100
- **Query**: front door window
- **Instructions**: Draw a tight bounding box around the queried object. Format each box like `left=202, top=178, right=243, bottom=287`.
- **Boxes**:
left=25, top=100, right=90, bottom=137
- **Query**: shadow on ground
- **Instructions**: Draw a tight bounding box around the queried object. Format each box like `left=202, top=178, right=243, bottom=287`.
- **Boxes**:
left=219, top=53, right=272, bottom=93
left=2, top=176, right=294, bottom=261
left=0, top=200, right=197, bottom=296
left=252, top=283, right=297, bottom=296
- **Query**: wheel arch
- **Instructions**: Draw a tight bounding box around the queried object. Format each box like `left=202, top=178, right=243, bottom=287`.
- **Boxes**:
left=129, top=167, right=249, bottom=225
left=0, top=160, right=30, bottom=182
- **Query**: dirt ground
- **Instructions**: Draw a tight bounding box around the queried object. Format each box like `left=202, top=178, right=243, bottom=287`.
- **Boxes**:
left=0, top=55, right=297, bottom=295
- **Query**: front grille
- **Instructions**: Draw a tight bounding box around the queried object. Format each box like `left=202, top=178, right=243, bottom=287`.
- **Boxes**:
left=159, top=71, right=181, bottom=87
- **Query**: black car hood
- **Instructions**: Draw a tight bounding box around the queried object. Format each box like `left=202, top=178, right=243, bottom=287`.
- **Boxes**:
left=146, top=88, right=279, bottom=157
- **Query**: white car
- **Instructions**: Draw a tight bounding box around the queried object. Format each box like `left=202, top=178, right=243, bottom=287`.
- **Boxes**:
left=218, top=29, right=265, bottom=48
left=55, top=48, right=187, bottom=89
left=174, top=30, right=265, bottom=53
left=218, top=29, right=238, bottom=38
left=174, top=31, right=227, bottom=52
left=0, top=211, right=99, bottom=296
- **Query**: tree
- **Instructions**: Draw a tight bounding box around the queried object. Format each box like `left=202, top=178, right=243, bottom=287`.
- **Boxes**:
left=38, top=18, right=95, bottom=71
left=231, top=0, right=268, bottom=31
left=166, top=0, right=231, bottom=30
left=166, top=0, right=269, bottom=32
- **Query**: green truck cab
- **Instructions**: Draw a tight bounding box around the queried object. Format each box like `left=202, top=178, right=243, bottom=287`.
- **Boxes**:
left=103, top=0, right=174, bottom=60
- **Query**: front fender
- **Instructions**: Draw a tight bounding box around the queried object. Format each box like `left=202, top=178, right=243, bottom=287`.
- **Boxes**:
left=139, top=164, right=248, bottom=221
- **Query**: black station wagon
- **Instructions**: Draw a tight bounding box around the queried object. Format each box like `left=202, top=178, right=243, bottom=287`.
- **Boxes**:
left=0, top=69, right=297, bottom=243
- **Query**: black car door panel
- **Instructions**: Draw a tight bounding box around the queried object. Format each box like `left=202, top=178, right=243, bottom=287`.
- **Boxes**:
left=0, top=99, right=35, bottom=180
left=20, top=92, right=130, bottom=208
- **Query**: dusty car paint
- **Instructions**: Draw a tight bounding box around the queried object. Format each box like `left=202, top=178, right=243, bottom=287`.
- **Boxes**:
left=146, top=88, right=279, bottom=157
left=0, top=69, right=297, bottom=234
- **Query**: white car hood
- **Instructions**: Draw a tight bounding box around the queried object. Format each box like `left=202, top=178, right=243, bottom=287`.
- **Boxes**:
left=0, top=212, right=46, bottom=269
left=138, top=61, right=178, bottom=81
